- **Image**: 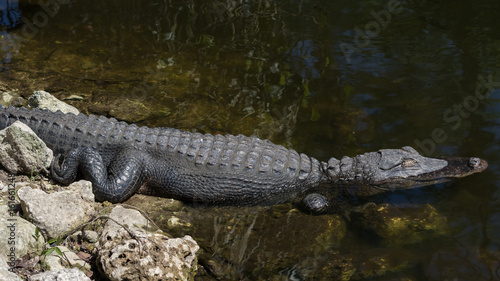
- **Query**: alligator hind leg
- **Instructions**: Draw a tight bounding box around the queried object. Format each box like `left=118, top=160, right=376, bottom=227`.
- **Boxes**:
left=51, top=147, right=150, bottom=203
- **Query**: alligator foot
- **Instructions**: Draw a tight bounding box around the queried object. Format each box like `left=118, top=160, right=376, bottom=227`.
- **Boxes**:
left=301, top=193, right=330, bottom=214
left=51, top=147, right=150, bottom=202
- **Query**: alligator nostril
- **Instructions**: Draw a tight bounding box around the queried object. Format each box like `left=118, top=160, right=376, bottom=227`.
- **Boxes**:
left=468, top=157, right=481, bottom=168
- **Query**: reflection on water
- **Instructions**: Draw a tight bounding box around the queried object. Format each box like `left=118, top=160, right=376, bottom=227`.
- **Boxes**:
left=0, top=0, right=20, bottom=72
left=1, top=0, right=500, bottom=280
left=0, top=0, right=21, bottom=30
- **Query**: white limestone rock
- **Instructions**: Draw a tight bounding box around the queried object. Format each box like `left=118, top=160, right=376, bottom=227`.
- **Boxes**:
left=96, top=205, right=199, bottom=281
left=43, top=246, right=90, bottom=272
left=28, top=91, right=79, bottom=115
left=0, top=256, right=22, bottom=281
left=29, top=267, right=90, bottom=281
left=0, top=205, right=46, bottom=261
left=0, top=121, right=53, bottom=174
left=17, top=180, right=95, bottom=240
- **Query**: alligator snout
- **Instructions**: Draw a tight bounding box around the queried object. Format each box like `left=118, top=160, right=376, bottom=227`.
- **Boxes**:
left=468, top=157, right=488, bottom=171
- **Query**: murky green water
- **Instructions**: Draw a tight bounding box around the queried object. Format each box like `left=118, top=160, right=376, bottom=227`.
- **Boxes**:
left=1, top=0, right=500, bottom=280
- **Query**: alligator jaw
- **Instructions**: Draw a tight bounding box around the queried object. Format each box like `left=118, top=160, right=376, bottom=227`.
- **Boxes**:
left=374, top=156, right=488, bottom=191
left=412, top=156, right=487, bottom=182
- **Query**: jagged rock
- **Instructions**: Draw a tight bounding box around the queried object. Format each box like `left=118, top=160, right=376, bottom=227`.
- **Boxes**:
left=0, top=121, right=53, bottom=175
left=28, top=267, right=90, bottom=281
left=17, top=180, right=95, bottom=240
left=28, top=91, right=79, bottom=115
left=96, top=205, right=199, bottom=281
left=0, top=205, right=46, bottom=260
left=0, top=256, right=22, bottom=281
left=43, top=246, right=90, bottom=272
left=107, top=98, right=152, bottom=123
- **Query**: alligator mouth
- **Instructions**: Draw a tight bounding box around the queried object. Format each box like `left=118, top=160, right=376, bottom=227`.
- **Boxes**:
left=416, top=156, right=488, bottom=180
left=376, top=156, right=488, bottom=191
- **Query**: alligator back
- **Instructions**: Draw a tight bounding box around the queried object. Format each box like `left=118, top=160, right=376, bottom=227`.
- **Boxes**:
left=0, top=106, right=324, bottom=205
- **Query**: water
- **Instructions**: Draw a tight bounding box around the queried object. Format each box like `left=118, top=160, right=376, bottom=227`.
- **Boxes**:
left=1, top=0, right=500, bottom=280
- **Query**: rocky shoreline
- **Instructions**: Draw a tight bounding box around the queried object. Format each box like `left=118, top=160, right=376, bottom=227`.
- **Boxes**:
left=0, top=171, right=200, bottom=281
left=0, top=92, right=199, bottom=281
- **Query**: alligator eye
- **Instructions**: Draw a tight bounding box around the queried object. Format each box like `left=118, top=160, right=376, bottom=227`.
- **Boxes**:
left=468, top=157, right=481, bottom=168
left=402, top=146, right=419, bottom=155
left=401, top=158, right=417, bottom=168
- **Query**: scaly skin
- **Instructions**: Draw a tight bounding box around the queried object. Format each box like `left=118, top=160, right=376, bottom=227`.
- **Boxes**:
left=0, top=106, right=488, bottom=212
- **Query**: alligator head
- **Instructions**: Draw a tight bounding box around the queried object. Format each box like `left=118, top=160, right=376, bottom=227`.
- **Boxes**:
left=325, top=146, right=488, bottom=197
left=304, top=146, right=488, bottom=214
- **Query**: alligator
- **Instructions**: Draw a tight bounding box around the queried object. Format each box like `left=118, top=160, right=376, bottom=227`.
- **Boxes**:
left=0, top=106, right=488, bottom=213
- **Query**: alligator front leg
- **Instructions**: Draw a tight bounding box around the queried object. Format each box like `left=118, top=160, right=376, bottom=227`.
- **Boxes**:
left=51, top=147, right=149, bottom=202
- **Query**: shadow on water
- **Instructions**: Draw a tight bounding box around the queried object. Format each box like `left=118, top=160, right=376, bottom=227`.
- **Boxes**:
left=1, top=0, right=500, bottom=280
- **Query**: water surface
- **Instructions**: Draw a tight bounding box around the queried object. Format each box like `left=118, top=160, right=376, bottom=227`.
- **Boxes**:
left=1, top=0, right=499, bottom=280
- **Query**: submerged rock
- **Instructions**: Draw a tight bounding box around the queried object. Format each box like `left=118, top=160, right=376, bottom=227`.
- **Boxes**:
left=426, top=248, right=494, bottom=281
left=177, top=204, right=346, bottom=280
left=108, top=99, right=152, bottom=122
left=124, top=194, right=192, bottom=235
left=296, top=248, right=417, bottom=280
left=96, top=205, right=199, bottom=281
left=350, top=203, right=448, bottom=245
left=295, top=250, right=356, bottom=281
left=348, top=248, right=416, bottom=280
